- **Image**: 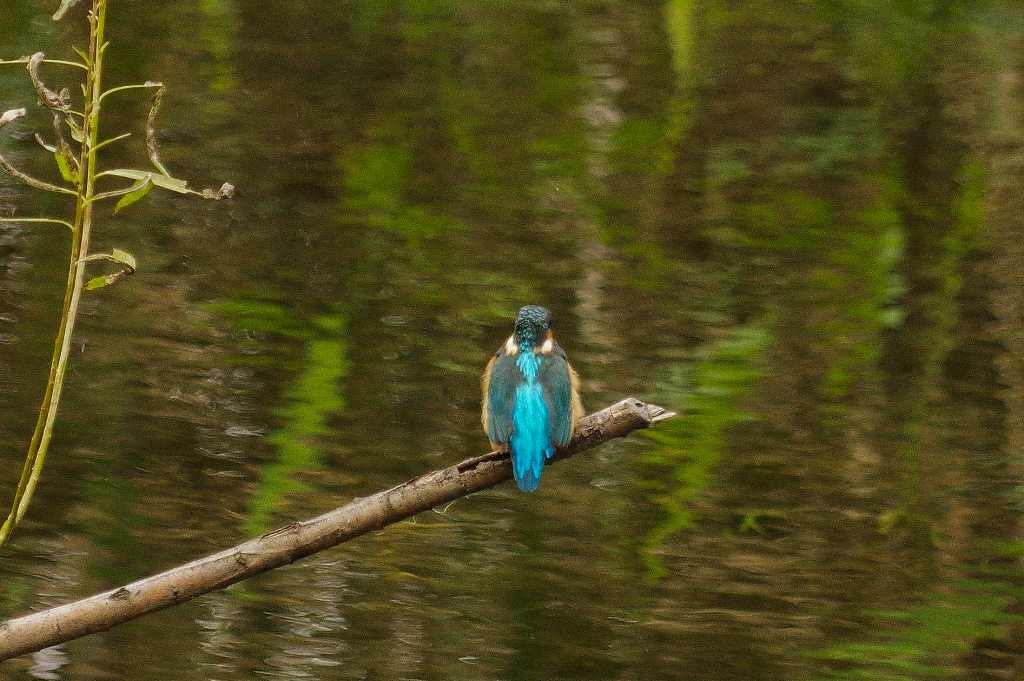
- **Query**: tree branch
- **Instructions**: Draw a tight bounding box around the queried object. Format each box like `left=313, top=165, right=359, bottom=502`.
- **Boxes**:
left=0, top=398, right=674, bottom=661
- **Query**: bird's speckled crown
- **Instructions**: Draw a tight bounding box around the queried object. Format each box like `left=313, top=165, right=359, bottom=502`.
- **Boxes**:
left=514, top=305, right=551, bottom=346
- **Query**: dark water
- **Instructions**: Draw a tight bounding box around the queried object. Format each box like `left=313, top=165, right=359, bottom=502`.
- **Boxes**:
left=2, top=1, right=1023, bottom=679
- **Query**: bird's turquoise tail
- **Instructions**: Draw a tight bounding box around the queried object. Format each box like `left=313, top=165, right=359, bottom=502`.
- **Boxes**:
left=510, top=382, right=553, bottom=492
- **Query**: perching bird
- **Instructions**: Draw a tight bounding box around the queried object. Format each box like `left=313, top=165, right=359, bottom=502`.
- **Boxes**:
left=481, top=305, right=584, bottom=492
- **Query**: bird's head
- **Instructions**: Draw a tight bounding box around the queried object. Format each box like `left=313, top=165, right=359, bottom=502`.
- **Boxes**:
left=514, top=305, right=552, bottom=349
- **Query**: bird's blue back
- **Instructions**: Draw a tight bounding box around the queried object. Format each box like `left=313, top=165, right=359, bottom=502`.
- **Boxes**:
left=509, top=351, right=551, bottom=491
left=483, top=342, right=579, bottom=492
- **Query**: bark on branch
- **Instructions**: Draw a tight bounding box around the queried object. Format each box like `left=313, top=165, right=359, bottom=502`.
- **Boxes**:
left=0, top=397, right=674, bottom=661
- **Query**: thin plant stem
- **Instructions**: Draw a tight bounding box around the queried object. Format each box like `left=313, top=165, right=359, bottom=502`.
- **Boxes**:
left=97, top=81, right=161, bottom=104
left=0, top=0, right=108, bottom=543
left=0, top=58, right=88, bottom=71
left=0, top=0, right=228, bottom=545
left=89, top=131, right=130, bottom=155
left=0, top=217, right=75, bottom=231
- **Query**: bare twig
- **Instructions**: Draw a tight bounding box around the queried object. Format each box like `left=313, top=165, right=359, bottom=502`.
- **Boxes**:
left=0, top=58, right=87, bottom=71
left=0, top=398, right=675, bottom=661
left=0, top=108, right=77, bottom=195
left=0, top=217, right=74, bottom=231
left=0, top=156, right=77, bottom=195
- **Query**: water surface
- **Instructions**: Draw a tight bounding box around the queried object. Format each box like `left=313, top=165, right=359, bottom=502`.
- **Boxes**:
left=1, top=1, right=1023, bottom=680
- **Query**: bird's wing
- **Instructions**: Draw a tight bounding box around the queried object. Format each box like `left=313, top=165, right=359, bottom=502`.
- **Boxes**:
left=540, top=346, right=583, bottom=448
left=482, top=350, right=520, bottom=447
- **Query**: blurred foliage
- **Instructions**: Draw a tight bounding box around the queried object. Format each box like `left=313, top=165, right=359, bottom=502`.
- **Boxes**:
left=639, top=325, right=769, bottom=579
left=205, top=296, right=349, bottom=534
left=247, top=314, right=349, bottom=535
left=807, top=577, right=1022, bottom=680
left=0, top=0, right=1022, bottom=678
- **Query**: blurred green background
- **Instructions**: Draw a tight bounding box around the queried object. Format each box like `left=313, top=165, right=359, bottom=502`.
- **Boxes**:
left=1, top=1, right=1023, bottom=679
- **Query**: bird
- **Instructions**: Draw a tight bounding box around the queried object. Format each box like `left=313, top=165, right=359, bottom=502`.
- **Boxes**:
left=481, top=305, right=584, bottom=492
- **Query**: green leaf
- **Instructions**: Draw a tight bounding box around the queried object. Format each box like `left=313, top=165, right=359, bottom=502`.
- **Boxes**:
left=82, top=249, right=137, bottom=292
left=113, top=179, right=153, bottom=213
left=102, top=168, right=189, bottom=194
left=53, top=150, right=78, bottom=183
left=110, top=248, right=137, bottom=270
left=85, top=274, right=114, bottom=290
left=80, top=250, right=138, bottom=270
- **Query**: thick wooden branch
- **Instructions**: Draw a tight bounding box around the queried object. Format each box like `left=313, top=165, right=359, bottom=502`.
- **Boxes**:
left=0, top=398, right=674, bottom=662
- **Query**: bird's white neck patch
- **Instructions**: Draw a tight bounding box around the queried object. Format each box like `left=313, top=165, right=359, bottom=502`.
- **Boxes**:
left=540, top=336, right=554, bottom=354
left=504, top=335, right=519, bottom=356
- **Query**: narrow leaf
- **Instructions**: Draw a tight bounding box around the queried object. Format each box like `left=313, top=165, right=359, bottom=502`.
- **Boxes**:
left=79, top=250, right=138, bottom=269
left=54, top=150, right=78, bottom=183
left=101, top=168, right=189, bottom=194
left=113, top=179, right=152, bottom=214
left=91, top=176, right=151, bottom=204
left=85, top=275, right=114, bottom=290
left=110, top=248, right=137, bottom=270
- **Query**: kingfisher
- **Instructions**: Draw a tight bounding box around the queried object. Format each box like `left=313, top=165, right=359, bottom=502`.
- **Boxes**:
left=481, top=305, right=584, bottom=492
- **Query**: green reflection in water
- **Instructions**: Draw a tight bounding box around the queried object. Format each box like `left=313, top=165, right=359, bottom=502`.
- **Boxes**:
left=808, top=576, right=1021, bottom=680
left=639, top=324, right=769, bottom=579
left=247, top=314, right=349, bottom=535
left=206, top=296, right=349, bottom=534
left=665, top=0, right=695, bottom=78
left=341, top=140, right=462, bottom=239
left=2, top=0, right=1022, bottom=678
left=658, top=0, right=697, bottom=178
left=197, top=0, right=241, bottom=97
left=206, top=297, right=307, bottom=339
